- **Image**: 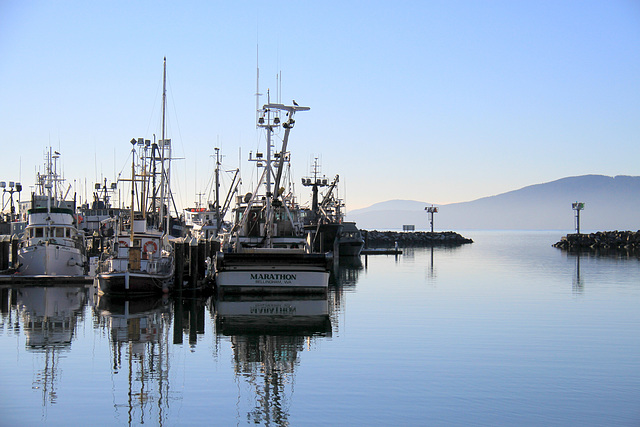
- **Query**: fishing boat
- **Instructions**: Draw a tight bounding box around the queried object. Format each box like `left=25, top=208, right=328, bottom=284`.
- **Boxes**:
left=302, top=163, right=364, bottom=257
left=95, top=208, right=174, bottom=295
left=96, top=58, right=175, bottom=295
left=183, top=148, right=240, bottom=242
left=16, top=148, right=87, bottom=276
left=215, top=101, right=331, bottom=294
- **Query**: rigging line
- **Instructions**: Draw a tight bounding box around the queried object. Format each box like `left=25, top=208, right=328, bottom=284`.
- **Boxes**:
left=167, top=78, right=185, bottom=158
left=145, top=75, right=163, bottom=138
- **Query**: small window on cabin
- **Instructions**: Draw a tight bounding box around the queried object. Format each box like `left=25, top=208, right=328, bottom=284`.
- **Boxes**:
left=56, top=228, right=64, bottom=238
left=134, top=239, right=141, bottom=248
left=35, top=228, right=43, bottom=238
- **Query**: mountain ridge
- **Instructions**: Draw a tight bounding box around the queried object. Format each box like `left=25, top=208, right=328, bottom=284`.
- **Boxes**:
left=345, top=175, right=640, bottom=231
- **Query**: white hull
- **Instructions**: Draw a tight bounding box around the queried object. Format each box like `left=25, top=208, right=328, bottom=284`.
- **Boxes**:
left=18, top=244, right=85, bottom=276
left=216, top=268, right=329, bottom=293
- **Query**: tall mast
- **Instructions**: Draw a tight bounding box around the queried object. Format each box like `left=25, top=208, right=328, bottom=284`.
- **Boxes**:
left=159, top=57, right=167, bottom=231
left=215, top=147, right=221, bottom=235
left=255, top=46, right=261, bottom=126
left=46, top=147, right=52, bottom=213
left=265, top=92, right=272, bottom=244
left=130, top=147, right=135, bottom=245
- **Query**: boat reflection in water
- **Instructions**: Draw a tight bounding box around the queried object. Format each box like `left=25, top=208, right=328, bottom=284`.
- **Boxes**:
left=213, top=292, right=332, bottom=425
left=13, top=285, right=87, bottom=405
left=332, top=255, right=363, bottom=288
left=93, top=293, right=172, bottom=426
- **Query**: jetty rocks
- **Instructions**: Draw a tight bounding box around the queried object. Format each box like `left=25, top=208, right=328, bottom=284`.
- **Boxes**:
left=363, top=230, right=473, bottom=247
left=553, top=231, right=640, bottom=253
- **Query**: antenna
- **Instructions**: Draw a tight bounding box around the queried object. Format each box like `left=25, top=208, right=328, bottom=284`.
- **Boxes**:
left=255, top=45, right=262, bottom=127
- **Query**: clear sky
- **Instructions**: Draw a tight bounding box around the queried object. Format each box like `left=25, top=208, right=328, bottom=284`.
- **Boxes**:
left=1, top=1, right=639, bottom=213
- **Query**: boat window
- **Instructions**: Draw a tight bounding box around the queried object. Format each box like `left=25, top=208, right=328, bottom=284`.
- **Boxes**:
left=134, top=239, right=141, bottom=248
left=55, top=228, right=64, bottom=238
left=35, top=228, right=43, bottom=238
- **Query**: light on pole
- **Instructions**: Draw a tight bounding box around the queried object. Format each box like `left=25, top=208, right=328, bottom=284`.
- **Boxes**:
left=425, top=205, right=438, bottom=233
left=572, top=202, right=585, bottom=234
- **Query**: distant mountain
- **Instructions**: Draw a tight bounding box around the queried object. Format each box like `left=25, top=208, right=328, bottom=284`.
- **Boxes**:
left=346, top=175, right=640, bottom=231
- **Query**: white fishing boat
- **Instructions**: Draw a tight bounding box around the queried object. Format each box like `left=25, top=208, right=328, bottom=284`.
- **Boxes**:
left=17, top=148, right=87, bottom=276
left=215, top=101, right=331, bottom=294
left=96, top=58, right=175, bottom=295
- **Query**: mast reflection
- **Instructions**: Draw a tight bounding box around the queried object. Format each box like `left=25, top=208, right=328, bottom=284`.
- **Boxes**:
left=213, top=293, right=332, bottom=425
left=571, top=252, right=584, bottom=294
left=93, top=294, right=172, bottom=426
left=15, top=285, right=87, bottom=406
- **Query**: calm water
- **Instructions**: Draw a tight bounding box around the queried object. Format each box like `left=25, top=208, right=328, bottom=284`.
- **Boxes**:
left=1, top=231, right=638, bottom=426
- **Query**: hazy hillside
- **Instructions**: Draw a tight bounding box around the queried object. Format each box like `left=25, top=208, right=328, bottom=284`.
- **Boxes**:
left=346, top=175, right=640, bottom=231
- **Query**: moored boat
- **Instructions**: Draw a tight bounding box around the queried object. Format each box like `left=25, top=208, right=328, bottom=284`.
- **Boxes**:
left=96, top=58, right=175, bottom=295
left=301, top=165, right=364, bottom=257
left=17, top=148, right=87, bottom=276
left=183, top=147, right=240, bottom=242
left=214, top=100, right=331, bottom=294
left=96, top=213, right=174, bottom=295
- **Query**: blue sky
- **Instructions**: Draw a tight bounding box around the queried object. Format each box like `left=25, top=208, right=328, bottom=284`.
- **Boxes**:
left=1, top=1, right=638, bottom=213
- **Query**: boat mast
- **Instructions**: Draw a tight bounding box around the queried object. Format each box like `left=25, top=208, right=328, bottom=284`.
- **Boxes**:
left=256, top=100, right=309, bottom=244
left=159, top=57, right=167, bottom=232
left=215, top=147, right=221, bottom=235
left=46, top=147, right=52, bottom=214
left=266, top=92, right=272, bottom=242
left=130, top=146, right=135, bottom=245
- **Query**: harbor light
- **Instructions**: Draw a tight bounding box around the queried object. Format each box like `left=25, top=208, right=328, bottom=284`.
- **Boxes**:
left=425, top=205, right=438, bottom=233
left=2, top=181, right=22, bottom=222
left=572, top=202, right=585, bottom=234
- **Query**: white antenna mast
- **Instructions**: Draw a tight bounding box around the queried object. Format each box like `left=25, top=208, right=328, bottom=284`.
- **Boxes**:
left=255, top=45, right=262, bottom=127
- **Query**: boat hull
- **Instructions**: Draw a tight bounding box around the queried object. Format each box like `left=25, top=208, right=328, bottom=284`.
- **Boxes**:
left=215, top=294, right=331, bottom=335
left=216, top=269, right=329, bottom=294
left=338, top=240, right=364, bottom=256
left=17, top=244, right=85, bottom=276
left=215, top=252, right=330, bottom=294
left=97, top=271, right=173, bottom=295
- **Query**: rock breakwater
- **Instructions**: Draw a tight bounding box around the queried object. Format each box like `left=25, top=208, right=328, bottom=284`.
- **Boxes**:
left=363, top=230, right=473, bottom=247
left=553, top=231, right=640, bottom=253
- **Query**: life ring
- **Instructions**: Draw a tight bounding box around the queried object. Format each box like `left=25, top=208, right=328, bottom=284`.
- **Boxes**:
left=118, top=240, right=129, bottom=247
left=144, top=240, right=158, bottom=254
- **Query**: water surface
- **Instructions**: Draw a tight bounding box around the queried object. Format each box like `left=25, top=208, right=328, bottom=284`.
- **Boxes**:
left=1, top=231, right=638, bottom=426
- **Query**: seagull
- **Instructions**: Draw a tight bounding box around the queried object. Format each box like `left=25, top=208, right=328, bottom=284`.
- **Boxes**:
left=292, top=100, right=299, bottom=106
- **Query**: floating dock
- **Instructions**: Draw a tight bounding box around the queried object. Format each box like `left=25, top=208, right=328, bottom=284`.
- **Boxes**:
left=0, top=274, right=93, bottom=285
left=361, top=248, right=403, bottom=255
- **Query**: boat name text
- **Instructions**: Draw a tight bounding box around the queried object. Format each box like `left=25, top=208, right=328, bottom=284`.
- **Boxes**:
left=250, top=273, right=297, bottom=282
